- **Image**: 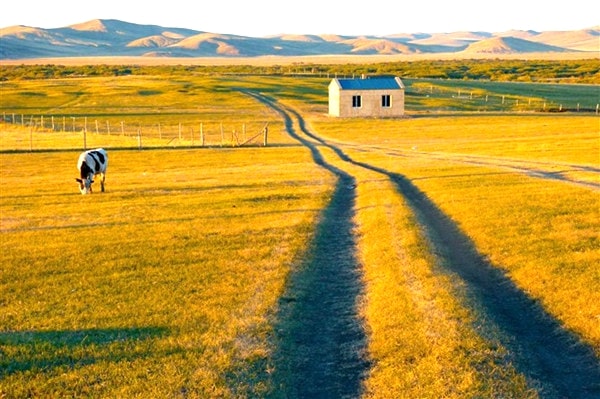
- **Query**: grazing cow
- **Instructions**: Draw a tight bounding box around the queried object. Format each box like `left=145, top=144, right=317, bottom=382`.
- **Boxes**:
left=75, top=148, right=108, bottom=194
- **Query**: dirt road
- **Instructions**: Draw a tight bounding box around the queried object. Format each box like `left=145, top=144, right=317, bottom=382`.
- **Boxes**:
left=247, top=91, right=600, bottom=398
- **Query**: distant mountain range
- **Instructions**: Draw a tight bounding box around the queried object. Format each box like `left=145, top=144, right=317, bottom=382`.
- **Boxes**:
left=1, top=19, right=598, bottom=59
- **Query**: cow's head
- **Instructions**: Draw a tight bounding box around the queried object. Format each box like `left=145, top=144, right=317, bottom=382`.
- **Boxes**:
left=75, top=177, right=94, bottom=194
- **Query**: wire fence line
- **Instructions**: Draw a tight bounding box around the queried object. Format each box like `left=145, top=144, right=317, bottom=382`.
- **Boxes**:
left=0, top=115, right=270, bottom=152
left=405, top=85, right=600, bottom=113
left=2, top=84, right=598, bottom=152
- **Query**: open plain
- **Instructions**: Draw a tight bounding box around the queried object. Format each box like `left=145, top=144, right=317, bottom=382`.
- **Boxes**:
left=1, top=70, right=599, bottom=397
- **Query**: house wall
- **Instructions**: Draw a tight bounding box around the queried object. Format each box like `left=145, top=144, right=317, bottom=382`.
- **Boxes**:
left=328, top=79, right=405, bottom=118
left=337, top=89, right=404, bottom=117
left=328, top=82, right=341, bottom=117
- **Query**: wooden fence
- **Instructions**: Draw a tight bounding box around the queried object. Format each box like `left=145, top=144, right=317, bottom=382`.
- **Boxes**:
left=0, top=115, right=269, bottom=151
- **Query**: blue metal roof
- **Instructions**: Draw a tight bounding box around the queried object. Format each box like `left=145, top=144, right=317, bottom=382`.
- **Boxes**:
left=336, top=77, right=402, bottom=90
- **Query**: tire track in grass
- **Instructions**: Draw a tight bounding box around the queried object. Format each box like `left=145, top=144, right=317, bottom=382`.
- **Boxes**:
left=336, top=142, right=600, bottom=190
left=245, top=91, right=369, bottom=398
left=277, top=101, right=600, bottom=398
left=383, top=173, right=600, bottom=398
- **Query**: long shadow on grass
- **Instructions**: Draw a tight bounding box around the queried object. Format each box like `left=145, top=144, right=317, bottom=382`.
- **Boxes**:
left=0, top=327, right=168, bottom=377
left=288, top=110, right=600, bottom=397
left=382, top=170, right=600, bottom=398
left=245, top=91, right=368, bottom=398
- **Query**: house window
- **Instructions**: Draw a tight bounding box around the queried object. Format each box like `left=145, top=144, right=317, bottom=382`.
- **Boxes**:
left=352, top=95, right=362, bottom=108
left=382, top=95, right=391, bottom=108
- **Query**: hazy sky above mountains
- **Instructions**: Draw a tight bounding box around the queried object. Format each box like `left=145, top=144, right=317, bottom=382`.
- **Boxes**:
left=2, top=0, right=598, bottom=36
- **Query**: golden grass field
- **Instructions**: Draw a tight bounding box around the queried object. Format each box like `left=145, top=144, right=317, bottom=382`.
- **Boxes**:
left=271, top=97, right=600, bottom=398
left=1, top=73, right=599, bottom=397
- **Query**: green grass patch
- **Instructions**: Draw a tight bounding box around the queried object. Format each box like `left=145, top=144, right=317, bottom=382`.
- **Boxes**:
left=404, top=78, right=600, bottom=112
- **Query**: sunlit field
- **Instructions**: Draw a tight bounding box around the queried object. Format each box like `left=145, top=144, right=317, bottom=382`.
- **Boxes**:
left=0, top=75, right=296, bottom=150
left=304, top=112, right=600, bottom=397
left=308, top=112, right=600, bottom=338
left=0, top=148, right=334, bottom=396
left=1, top=72, right=599, bottom=397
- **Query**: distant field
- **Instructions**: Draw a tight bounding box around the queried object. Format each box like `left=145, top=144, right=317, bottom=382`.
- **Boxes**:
left=1, top=51, right=598, bottom=67
left=2, top=74, right=598, bottom=152
left=0, top=75, right=295, bottom=150
left=1, top=73, right=599, bottom=397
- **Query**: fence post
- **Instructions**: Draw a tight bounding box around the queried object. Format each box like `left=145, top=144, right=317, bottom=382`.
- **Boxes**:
left=106, top=120, right=110, bottom=135
left=121, top=121, right=125, bottom=136
left=83, top=125, right=87, bottom=150
left=200, top=123, right=204, bottom=147
left=263, top=124, right=268, bottom=147
left=137, top=127, right=142, bottom=150
left=220, top=122, right=224, bottom=147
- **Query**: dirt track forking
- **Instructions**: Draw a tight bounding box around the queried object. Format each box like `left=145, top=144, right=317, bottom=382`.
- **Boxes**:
left=328, top=140, right=600, bottom=191
left=306, top=128, right=600, bottom=397
left=294, top=111, right=600, bottom=397
left=246, top=91, right=600, bottom=398
left=249, top=91, right=369, bottom=398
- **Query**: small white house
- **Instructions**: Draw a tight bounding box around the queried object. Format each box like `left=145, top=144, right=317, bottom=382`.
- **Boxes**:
left=328, top=76, right=405, bottom=118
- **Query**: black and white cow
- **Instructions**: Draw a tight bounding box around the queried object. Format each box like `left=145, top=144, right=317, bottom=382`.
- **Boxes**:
left=75, top=148, right=108, bottom=194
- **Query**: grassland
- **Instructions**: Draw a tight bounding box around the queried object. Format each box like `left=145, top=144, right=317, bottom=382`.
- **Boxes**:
left=0, top=75, right=286, bottom=149
left=305, top=111, right=600, bottom=346
left=266, top=96, right=599, bottom=397
left=0, top=148, right=335, bottom=397
left=1, top=72, right=599, bottom=397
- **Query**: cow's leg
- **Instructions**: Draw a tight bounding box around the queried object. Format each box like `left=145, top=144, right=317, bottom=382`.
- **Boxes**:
left=100, top=173, right=106, bottom=192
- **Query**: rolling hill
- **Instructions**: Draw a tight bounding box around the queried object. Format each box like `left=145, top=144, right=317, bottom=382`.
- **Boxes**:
left=461, top=36, right=569, bottom=54
left=0, top=19, right=598, bottom=59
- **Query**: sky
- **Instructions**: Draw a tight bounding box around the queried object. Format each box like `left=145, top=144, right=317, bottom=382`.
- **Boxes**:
left=1, top=0, right=598, bottom=36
